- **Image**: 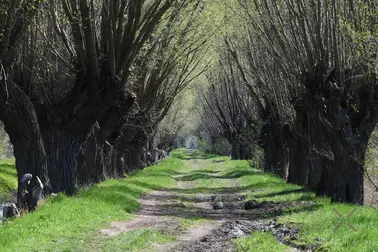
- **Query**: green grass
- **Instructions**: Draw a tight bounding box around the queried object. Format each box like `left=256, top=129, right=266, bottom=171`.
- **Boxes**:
left=279, top=203, right=378, bottom=252
left=171, top=148, right=218, bottom=160
left=216, top=158, right=378, bottom=252
left=233, top=232, right=291, bottom=252
left=0, top=157, right=188, bottom=252
left=0, top=159, right=17, bottom=203
left=82, top=229, right=175, bottom=252
left=1, top=150, right=378, bottom=252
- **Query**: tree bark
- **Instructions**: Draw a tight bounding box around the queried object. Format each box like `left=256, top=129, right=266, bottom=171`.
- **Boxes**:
left=41, top=125, right=86, bottom=194
left=0, top=80, right=50, bottom=190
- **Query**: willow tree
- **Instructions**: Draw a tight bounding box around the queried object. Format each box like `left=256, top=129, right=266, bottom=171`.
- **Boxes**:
left=230, top=0, right=377, bottom=203
left=198, top=49, right=258, bottom=160
left=0, top=0, right=51, bottom=189
left=0, top=0, right=201, bottom=194
left=98, top=1, right=209, bottom=171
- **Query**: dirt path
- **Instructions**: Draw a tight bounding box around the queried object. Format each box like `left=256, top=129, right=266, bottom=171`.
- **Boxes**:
left=100, top=158, right=311, bottom=252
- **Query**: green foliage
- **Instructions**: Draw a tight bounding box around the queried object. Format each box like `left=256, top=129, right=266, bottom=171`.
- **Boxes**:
left=197, top=137, right=231, bottom=156
left=341, top=1, right=378, bottom=74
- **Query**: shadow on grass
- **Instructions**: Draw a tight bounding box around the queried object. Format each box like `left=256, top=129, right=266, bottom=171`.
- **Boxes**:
left=77, top=183, right=149, bottom=213
left=168, top=182, right=278, bottom=194
left=171, top=149, right=218, bottom=160
left=175, top=173, right=216, bottom=181
left=174, top=167, right=266, bottom=182
left=254, top=188, right=307, bottom=199
left=136, top=187, right=322, bottom=221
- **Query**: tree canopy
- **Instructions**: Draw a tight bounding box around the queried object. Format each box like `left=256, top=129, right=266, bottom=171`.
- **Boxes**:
left=0, top=0, right=377, bottom=205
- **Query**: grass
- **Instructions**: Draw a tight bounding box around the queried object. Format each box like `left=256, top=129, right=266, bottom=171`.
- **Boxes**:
left=1, top=149, right=378, bottom=252
left=81, top=229, right=175, bottom=252
left=0, top=157, right=188, bottom=252
left=0, top=159, right=17, bottom=203
left=170, top=149, right=218, bottom=160
left=279, top=203, right=378, bottom=252
left=233, top=232, right=291, bottom=252
left=215, top=158, right=378, bottom=252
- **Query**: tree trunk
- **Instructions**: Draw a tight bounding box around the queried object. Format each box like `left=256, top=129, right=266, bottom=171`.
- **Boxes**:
left=41, top=122, right=122, bottom=194
left=315, top=132, right=369, bottom=204
left=230, top=140, right=241, bottom=160
left=287, top=138, right=309, bottom=185
left=259, top=120, right=290, bottom=178
left=41, top=126, right=85, bottom=194
left=0, top=80, right=50, bottom=190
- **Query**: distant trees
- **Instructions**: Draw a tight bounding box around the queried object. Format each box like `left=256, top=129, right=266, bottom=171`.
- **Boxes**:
left=0, top=0, right=206, bottom=194
left=197, top=50, right=260, bottom=160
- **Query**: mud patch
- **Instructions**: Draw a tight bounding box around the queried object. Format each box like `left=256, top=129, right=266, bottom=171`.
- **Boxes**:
left=170, top=220, right=313, bottom=252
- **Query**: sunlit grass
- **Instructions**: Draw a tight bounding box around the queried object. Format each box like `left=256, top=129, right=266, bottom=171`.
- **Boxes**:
left=0, top=159, right=17, bottom=203
left=223, top=155, right=378, bottom=252
left=233, top=232, right=291, bottom=252
left=82, top=229, right=175, bottom=252
left=1, top=150, right=378, bottom=252
left=279, top=203, right=378, bottom=252
left=0, top=157, right=187, bottom=252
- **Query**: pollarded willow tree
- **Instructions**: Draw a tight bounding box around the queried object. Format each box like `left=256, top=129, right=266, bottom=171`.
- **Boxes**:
left=228, top=0, right=377, bottom=203
left=0, top=0, right=207, bottom=194
left=104, top=1, right=209, bottom=171
left=0, top=0, right=51, bottom=189
left=198, top=49, right=259, bottom=160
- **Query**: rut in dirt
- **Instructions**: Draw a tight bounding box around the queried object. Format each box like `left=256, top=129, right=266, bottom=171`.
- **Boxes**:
left=101, top=157, right=316, bottom=252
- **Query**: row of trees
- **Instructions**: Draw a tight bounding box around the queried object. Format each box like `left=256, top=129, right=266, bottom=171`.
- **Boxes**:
left=197, top=0, right=377, bottom=204
left=0, top=0, right=206, bottom=194
left=197, top=49, right=260, bottom=160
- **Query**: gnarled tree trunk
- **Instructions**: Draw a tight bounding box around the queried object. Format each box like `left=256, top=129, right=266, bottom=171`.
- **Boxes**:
left=0, top=80, right=50, bottom=190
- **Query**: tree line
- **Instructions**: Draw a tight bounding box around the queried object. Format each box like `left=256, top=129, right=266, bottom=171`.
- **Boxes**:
left=197, top=0, right=377, bottom=204
left=1, top=0, right=377, bottom=205
left=0, top=0, right=207, bottom=194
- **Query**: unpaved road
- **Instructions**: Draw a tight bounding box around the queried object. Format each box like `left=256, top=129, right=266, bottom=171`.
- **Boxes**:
left=100, top=158, right=312, bottom=252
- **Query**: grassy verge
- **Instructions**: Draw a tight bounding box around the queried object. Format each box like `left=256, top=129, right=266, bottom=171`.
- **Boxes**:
left=0, top=159, right=17, bottom=203
left=1, top=150, right=378, bottom=252
left=217, top=159, right=378, bottom=252
left=0, top=156, right=188, bottom=252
